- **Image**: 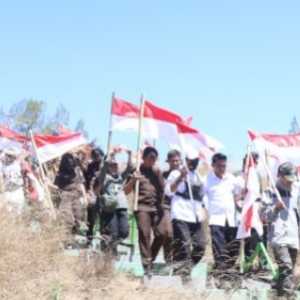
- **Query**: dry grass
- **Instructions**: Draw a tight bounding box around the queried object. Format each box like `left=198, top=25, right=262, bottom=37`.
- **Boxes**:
left=0, top=205, right=206, bottom=300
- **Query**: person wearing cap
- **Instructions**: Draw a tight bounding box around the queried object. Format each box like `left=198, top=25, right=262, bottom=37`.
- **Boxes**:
left=124, top=146, right=165, bottom=276
left=165, top=149, right=206, bottom=279
left=93, top=149, right=133, bottom=256
left=260, top=162, right=300, bottom=297
left=2, top=148, right=25, bottom=214
left=203, top=153, right=242, bottom=271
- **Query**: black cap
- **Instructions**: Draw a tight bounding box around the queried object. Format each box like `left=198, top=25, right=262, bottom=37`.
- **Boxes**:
left=278, top=162, right=297, bottom=182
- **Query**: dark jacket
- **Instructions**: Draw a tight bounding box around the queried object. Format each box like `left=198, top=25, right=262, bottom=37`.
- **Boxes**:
left=135, top=165, right=165, bottom=212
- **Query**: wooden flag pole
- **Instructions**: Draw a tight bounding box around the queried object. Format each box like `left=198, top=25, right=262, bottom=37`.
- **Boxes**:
left=248, top=140, right=287, bottom=211
left=263, top=149, right=287, bottom=210
left=241, top=143, right=278, bottom=276
left=133, top=95, right=145, bottom=212
left=29, top=130, right=56, bottom=219
left=106, top=92, right=115, bottom=156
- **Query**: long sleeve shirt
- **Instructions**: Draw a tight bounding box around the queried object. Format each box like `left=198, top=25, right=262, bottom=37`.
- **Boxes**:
left=260, top=183, right=300, bottom=250
left=203, top=172, right=241, bottom=227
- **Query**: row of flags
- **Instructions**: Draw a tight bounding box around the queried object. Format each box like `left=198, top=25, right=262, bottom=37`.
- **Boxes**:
left=110, top=97, right=300, bottom=240
left=2, top=96, right=300, bottom=240
left=111, top=97, right=223, bottom=161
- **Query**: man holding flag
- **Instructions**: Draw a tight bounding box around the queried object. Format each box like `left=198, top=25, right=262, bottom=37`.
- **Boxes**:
left=260, top=162, right=300, bottom=298
left=124, top=146, right=166, bottom=277
left=165, top=149, right=206, bottom=279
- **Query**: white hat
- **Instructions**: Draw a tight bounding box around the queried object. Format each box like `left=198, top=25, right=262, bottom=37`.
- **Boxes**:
left=4, top=147, right=20, bottom=157
left=185, top=148, right=199, bottom=160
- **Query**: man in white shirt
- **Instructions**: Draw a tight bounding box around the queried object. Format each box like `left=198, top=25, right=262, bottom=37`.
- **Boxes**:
left=203, top=153, right=241, bottom=270
left=165, top=150, right=205, bottom=277
left=2, top=148, right=25, bottom=214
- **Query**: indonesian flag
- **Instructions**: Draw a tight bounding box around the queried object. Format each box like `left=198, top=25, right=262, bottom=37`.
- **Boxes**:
left=111, top=97, right=140, bottom=132
left=111, top=97, right=223, bottom=160
left=33, top=132, right=87, bottom=163
left=0, top=126, right=28, bottom=151
left=248, top=130, right=300, bottom=175
left=145, top=101, right=223, bottom=160
left=237, top=154, right=263, bottom=239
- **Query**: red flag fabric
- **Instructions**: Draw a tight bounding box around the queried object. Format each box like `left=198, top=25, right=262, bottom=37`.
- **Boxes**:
left=34, top=132, right=87, bottom=163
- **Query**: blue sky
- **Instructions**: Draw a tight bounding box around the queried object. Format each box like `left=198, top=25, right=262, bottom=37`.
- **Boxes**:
left=1, top=0, right=299, bottom=168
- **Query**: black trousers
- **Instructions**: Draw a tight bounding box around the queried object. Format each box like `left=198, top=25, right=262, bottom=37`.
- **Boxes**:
left=245, top=226, right=268, bottom=259
left=173, top=219, right=205, bottom=270
left=86, top=203, right=100, bottom=242
left=210, top=224, right=240, bottom=269
left=100, top=209, right=129, bottom=254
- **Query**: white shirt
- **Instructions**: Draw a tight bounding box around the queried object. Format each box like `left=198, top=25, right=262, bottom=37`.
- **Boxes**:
left=165, top=169, right=205, bottom=223
left=203, top=172, right=241, bottom=227
left=2, top=161, right=23, bottom=192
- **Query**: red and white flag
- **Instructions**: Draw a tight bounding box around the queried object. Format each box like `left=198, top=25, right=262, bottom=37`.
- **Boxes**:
left=0, top=126, right=28, bottom=151
left=33, top=132, right=87, bottom=163
left=111, top=97, right=223, bottom=161
left=249, top=130, right=300, bottom=175
left=111, top=97, right=140, bottom=132
left=237, top=154, right=263, bottom=239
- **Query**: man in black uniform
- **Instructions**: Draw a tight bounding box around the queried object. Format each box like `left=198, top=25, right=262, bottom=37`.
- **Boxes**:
left=85, top=147, right=104, bottom=245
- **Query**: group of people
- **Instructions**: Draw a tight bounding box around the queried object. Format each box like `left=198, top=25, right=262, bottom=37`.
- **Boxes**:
left=1, top=143, right=300, bottom=297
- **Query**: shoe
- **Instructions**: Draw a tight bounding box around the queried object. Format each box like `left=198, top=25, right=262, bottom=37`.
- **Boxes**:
left=144, top=265, right=153, bottom=279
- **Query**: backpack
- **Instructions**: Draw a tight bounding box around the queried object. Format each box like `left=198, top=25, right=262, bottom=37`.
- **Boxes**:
left=100, top=175, right=125, bottom=213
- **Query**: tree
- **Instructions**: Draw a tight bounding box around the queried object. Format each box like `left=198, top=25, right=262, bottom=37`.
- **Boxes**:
left=1, top=99, right=87, bottom=138
left=75, top=119, right=89, bottom=138
left=52, top=103, right=70, bottom=127
left=8, top=99, right=46, bottom=135
left=289, top=116, right=300, bottom=134
left=44, top=103, right=70, bottom=134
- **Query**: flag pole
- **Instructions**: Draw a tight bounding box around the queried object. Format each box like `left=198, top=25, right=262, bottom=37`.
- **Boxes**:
left=248, top=138, right=286, bottom=210
left=29, top=130, right=56, bottom=219
left=133, top=95, right=145, bottom=212
left=106, top=92, right=115, bottom=155
left=239, top=145, right=251, bottom=274
left=263, top=149, right=287, bottom=210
